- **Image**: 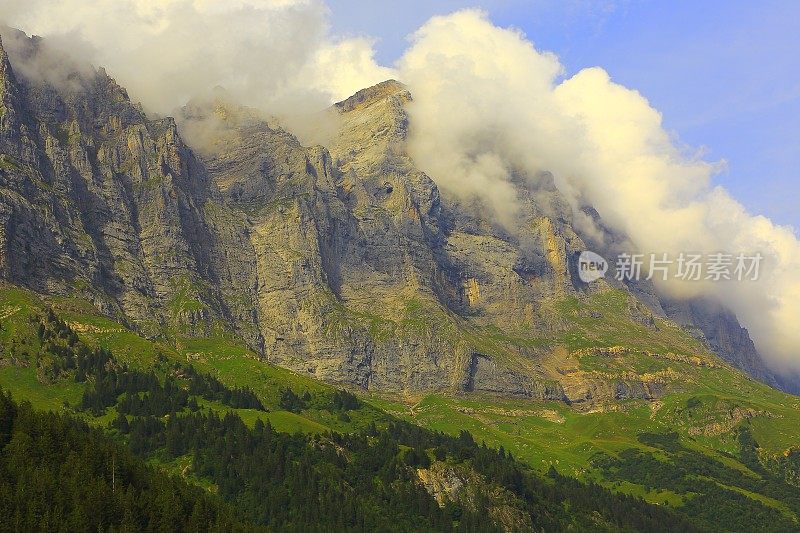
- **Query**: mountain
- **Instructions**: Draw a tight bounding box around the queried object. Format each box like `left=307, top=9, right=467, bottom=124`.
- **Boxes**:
left=0, top=29, right=789, bottom=400
left=3, top=28, right=800, bottom=531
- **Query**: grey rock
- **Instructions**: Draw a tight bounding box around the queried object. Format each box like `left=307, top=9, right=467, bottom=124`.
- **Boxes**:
left=1, top=30, right=793, bottom=399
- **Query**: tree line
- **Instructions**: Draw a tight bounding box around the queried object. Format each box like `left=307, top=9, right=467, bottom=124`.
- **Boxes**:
left=2, top=308, right=706, bottom=531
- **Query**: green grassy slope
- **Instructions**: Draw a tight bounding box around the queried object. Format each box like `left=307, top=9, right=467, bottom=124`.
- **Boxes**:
left=0, top=283, right=386, bottom=434
left=2, top=281, right=800, bottom=529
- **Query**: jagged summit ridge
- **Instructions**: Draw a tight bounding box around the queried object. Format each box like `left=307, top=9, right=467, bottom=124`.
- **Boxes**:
left=334, top=79, right=409, bottom=113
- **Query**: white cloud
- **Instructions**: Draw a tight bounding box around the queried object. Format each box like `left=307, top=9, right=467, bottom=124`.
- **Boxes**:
left=0, top=0, right=393, bottom=115
left=398, top=9, right=800, bottom=372
left=398, top=10, right=571, bottom=227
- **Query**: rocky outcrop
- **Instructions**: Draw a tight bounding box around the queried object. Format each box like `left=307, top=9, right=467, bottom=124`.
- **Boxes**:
left=417, top=462, right=533, bottom=532
left=662, top=297, right=783, bottom=389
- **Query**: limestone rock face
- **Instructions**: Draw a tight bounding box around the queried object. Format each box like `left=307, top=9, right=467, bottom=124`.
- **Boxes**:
left=0, top=31, right=790, bottom=397
left=0, top=30, right=248, bottom=340
left=175, top=79, right=598, bottom=395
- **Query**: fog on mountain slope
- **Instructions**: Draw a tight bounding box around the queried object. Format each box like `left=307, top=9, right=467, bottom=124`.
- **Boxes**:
left=0, top=2, right=797, bottom=375
left=0, top=0, right=394, bottom=114
left=398, top=10, right=800, bottom=374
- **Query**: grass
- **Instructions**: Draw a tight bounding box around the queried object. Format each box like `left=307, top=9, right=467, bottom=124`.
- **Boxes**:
left=709, top=480, right=798, bottom=520
left=149, top=455, right=219, bottom=493
left=365, top=383, right=800, bottom=485
left=601, top=480, right=687, bottom=507
left=0, top=366, right=83, bottom=411
left=4, top=282, right=800, bottom=513
left=0, top=284, right=391, bottom=436
left=168, top=276, right=206, bottom=315
left=263, top=411, right=331, bottom=434
left=549, top=290, right=706, bottom=355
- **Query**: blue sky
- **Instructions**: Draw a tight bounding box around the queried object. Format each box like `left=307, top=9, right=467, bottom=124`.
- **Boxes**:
left=328, top=0, right=799, bottom=231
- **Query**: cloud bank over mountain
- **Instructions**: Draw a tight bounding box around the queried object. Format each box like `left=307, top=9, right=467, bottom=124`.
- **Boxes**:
left=400, top=10, right=800, bottom=373
left=0, top=0, right=394, bottom=114
left=1, top=2, right=797, bottom=372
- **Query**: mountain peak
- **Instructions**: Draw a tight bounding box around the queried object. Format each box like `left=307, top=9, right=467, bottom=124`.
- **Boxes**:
left=334, top=79, right=409, bottom=113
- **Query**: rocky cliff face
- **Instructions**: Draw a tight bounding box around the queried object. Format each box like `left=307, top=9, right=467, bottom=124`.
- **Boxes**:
left=662, top=297, right=787, bottom=389
left=0, top=29, right=252, bottom=341
left=177, top=79, right=599, bottom=396
left=0, top=29, right=790, bottom=398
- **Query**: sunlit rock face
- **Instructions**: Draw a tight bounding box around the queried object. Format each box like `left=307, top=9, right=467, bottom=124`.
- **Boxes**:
left=0, top=30, right=787, bottom=398
left=0, top=29, right=248, bottom=341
